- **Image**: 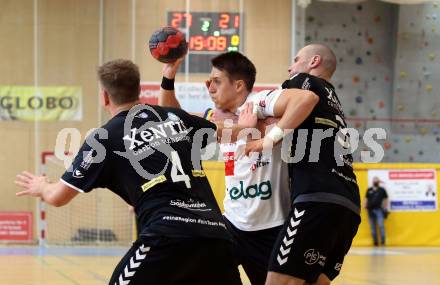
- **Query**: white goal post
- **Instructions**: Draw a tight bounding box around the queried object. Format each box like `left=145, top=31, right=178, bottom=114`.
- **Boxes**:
left=38, top=151, right=135, bottom=246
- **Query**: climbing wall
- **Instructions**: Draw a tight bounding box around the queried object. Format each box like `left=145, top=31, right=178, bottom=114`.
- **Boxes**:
left=305, top=0, right=440, bottom=162
left=391, top=3, right=440, bottom=162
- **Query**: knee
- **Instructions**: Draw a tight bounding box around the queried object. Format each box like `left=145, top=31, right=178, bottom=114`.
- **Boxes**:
left=312, top=279, right=330, bottom=285
left=313, top=274, right=331, bottom=285
left=265, top=272, right=304, bottom=285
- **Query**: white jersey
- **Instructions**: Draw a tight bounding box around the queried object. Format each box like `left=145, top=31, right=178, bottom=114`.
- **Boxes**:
left=222, top=89, right=290, bottom=231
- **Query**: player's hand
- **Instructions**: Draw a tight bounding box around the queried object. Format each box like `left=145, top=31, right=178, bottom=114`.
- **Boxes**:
left=238, top=102, right=257, bottom=129
left=162, top=57, right=184, bottom=79
left=244, top=137, right=274, bottom=156
left=15, top=171, right=48, bottom=198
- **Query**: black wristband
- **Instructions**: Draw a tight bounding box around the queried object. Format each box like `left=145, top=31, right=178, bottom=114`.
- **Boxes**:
left=161, top=76, right=175, bottom=90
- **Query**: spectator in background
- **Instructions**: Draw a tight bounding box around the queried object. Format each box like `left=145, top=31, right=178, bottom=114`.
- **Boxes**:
left=365, top=177, right=389, bottom=246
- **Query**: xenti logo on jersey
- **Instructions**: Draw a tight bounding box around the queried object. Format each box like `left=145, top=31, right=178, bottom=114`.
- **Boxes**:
left=228, top=180, right=272, bottom=200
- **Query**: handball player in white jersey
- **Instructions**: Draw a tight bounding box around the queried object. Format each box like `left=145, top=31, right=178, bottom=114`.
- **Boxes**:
left=159, top=52, right=316, bottom=285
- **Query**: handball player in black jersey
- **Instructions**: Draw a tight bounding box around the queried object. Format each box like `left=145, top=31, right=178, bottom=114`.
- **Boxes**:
left=15, top=59, right=242, bottom=285
left=244, top=44, right=361, bottom=285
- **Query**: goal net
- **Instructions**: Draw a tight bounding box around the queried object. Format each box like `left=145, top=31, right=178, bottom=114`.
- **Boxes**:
left=41, top=152, right=135, bottom=246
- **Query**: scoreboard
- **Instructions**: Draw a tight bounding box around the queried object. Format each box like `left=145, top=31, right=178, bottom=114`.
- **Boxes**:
left=167, top=11, right=243, bottom=73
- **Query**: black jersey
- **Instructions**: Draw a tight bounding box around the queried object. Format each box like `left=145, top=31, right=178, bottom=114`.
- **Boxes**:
left=61, top=104, right=230, bottom=240
left=366, top=187, right=388, bottom=209
left=281, top=73, right=360, bottom=213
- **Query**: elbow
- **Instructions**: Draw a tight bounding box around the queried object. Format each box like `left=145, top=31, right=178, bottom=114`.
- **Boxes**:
left=42, top=182, right=78, bottom=207
left=305, top=91, right=320, bottom=106
left=52, top=200, right=67, bottom=207
left=45, top=198, right=65, bottom=207
left=292, top=90, right=318, bottom=111
left=44, top=195, right=69, bottom=207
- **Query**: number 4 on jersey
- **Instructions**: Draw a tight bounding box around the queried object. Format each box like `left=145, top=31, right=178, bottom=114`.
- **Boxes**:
left=170, top=151, right=191, bottom=188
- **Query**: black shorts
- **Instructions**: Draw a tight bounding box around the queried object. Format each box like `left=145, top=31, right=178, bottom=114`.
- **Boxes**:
left=109, top=236, right=242, bottom=285
left=268, top=202, right=360, bottom=283
left=224, top=217, right=283, bottom=285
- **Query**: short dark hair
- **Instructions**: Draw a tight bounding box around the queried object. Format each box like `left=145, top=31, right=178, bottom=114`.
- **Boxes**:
left=97, top=59, right=140, bottom=105
left=211, top=52, right=256, bottom=92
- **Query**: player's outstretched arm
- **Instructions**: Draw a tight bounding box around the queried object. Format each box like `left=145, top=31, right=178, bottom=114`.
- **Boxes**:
left=158, top=57, right=184, bottom=108
left=15, top=171, right=78, bottom=207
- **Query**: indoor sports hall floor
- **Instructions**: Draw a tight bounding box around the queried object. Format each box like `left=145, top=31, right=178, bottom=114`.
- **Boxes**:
left=0, top=246, right=439, bottom=285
